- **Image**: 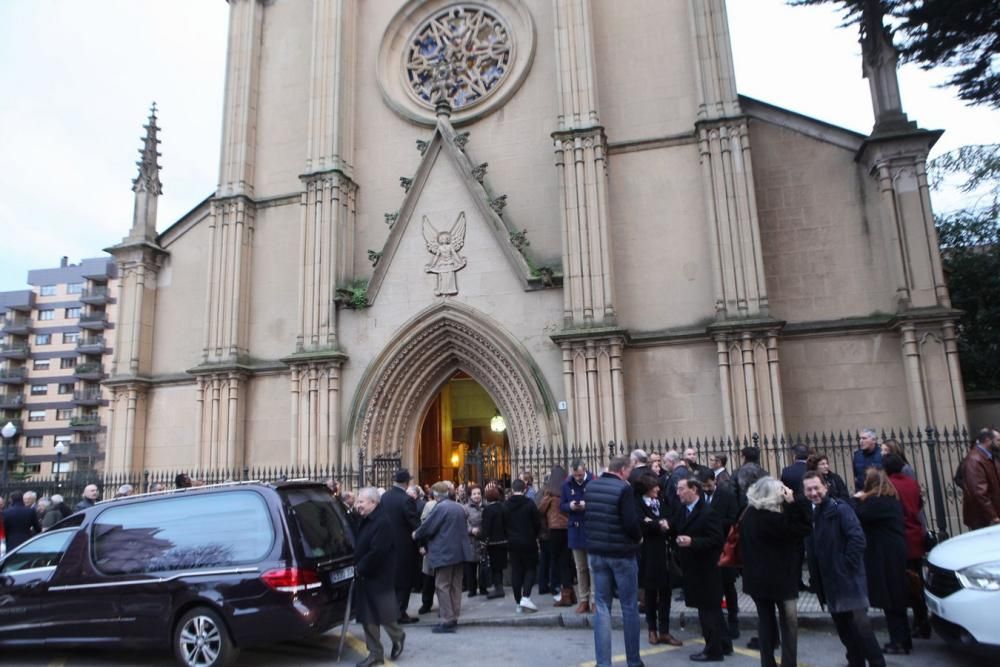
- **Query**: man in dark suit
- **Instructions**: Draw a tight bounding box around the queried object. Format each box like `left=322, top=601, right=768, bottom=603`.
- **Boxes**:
left=353, top=487, right=406, bottom=667
left=781, top=445, right=811, bottom=591
left=780, top=445, right=810, bottom=497
left=673, top=477, right=731, bottom=662
left=700, top=470, right=741, bottom=639
left=379, top=469, right=421, bottom=624
left=3, top=491, right=41, bottom=551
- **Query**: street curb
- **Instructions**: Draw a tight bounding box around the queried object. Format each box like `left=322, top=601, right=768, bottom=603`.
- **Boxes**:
left=452, top=610, right=886, bottom=632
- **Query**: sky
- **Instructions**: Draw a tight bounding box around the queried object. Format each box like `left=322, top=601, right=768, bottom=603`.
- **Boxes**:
left=0, top=0, right=996, bottom=289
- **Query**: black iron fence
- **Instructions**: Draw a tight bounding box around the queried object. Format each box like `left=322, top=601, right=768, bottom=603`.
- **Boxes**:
left=3, top=426, right=972, bottom=539
left=1, top=453, right=402, bottom=510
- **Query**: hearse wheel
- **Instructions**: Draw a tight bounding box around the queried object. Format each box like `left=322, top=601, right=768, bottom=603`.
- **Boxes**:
left=173, top=606, right=240, bottom=667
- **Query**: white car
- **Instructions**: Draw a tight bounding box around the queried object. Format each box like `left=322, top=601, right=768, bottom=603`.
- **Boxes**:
left=925, top=524, right=1000, bottom=647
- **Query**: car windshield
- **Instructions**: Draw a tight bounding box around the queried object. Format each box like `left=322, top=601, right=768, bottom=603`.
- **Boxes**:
left=281, top=487, right=354, bottom=562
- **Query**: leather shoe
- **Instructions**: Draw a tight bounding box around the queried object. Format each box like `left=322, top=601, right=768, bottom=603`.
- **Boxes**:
left=883, top=643, right=911, bottom=655
left=417, top=605, right=433, bottom=614
left=723, top=645, right=733, bottom=656
left=659, top=633, right=683, bottom=647
left=390, top=633, right=405, bottom=660
left=398, top=614, right=419, bottom=625
left=648, top=631, right=660, bottom=645
left=689, top=652, right=723, bottom=662
left=356, top=656, right=384, bottom=667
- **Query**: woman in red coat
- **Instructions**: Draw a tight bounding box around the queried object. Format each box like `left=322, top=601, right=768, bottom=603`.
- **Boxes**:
left=884, top=454, right=930, bottom=639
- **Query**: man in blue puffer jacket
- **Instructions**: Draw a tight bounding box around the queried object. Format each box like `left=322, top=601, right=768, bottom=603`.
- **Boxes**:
left=561, top=459, right=593, bottom=614
left=585, top=456, right=643, bottom=667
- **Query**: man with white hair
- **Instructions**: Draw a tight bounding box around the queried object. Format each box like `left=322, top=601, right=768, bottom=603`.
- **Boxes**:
left=75, top=484, right=99, bottom=512
left=42, top=494, right=72, bottom=530
left=353, top=486, right=406, bottom=667
left=852, top=429, right=883, bottom=492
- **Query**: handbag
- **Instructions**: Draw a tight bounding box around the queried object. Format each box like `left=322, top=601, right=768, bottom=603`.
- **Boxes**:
left=718, top=510, right=747, bottom=568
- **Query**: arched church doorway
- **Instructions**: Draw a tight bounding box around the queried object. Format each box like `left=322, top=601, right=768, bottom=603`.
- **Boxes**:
left=418, top=371, right=511, bottom=487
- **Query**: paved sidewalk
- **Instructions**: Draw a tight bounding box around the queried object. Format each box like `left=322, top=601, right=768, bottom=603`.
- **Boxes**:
left=403, top=579, right=857, bottom=631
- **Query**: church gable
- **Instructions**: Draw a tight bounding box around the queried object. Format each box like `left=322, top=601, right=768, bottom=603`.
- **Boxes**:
left=366, top=119, right=546, bottom=306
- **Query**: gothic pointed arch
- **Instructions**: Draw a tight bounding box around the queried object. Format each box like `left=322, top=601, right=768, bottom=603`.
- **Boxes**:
left=347, top=302, right=563, bottom=465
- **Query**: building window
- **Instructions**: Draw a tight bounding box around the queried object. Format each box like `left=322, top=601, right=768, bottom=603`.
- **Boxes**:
left=36, top=333, right=51, bottom=345
left=39, top=285, right=57, bottom=296
left=26, top=436, right=44, bottom=448
left=66, top=282, right=83, bottom=294
left=65, top=307, right=81, bottom=319
left=56, top=408, right=73, bottom=420
left=28, top=410, right=46, bottom=422
left=22, top=463, right=42, bottom=475
left=60, top=357, right=77, bottom=369
left=63, top=332, right=80, bottom=344
left=33, top=359, right=50, bottom=370
left=55, top=435, right=72, bottom=446
left=58, top=383, right=74, bottom=394
left=30, top=384, right=48, bottom=395
left=38, top=309, right=55, bottom=321
left=53, top=461, right=72, bottom=474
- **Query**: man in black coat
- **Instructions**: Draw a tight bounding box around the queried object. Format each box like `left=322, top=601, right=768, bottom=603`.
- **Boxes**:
left=504, top=479, right=542, bottom=612
left=2, top=491, right=41, bottom=551
left=353, top=487, right=405, bottom=667
left=379, top=469, right=421, bottom=624
left=780, top=445, right=810, bottom=497
left=781, top=444, right=811, bottom=591
left=700, top=470, right=741, bottom=639
left=672, top=477, right=732, bottom=662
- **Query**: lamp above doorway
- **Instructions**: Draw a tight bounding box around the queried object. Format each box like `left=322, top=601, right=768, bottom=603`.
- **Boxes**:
left=490, top=411, right=506, bottom=433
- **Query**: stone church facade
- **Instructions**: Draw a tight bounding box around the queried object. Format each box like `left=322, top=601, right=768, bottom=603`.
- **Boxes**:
left=104, top=0, right=966, bottom=474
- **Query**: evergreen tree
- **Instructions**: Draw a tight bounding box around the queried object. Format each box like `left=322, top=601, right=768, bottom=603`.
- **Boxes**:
left=790, top=0, right=1000, bottom=107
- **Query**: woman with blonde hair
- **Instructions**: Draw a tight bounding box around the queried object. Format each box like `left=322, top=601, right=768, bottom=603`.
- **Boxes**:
left=853, top=468, right=911, bottom=654
left=740, top=477, right=811, bottom=667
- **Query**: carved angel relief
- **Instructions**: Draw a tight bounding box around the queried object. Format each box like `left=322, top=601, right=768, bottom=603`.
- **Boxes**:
left=422, top=212, right=467, bottom=296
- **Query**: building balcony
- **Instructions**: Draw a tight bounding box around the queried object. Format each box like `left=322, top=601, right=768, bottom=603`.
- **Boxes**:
left=76, top=336, right=107, bottom=354
left=70, top=440, right=100, bottom=457
left=0, top=343, right=29, bottom=360
left=0, top=393, right=24, bottom=410
left=0, top=367, right=27, bottom=385
left=79, top=286, right=112, bottom=305
left=1, top=316, right=32, bottom=336
left=72, top=389, right=106, bottom=406
left=73, top=362, right=104, bottom=381
left=69, top=415, right=101, bottom=432
left=78, top=312, right=109, bottom=330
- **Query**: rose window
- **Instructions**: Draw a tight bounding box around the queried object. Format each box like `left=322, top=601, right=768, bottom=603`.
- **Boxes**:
left=404, top=5, right=514, bottom=110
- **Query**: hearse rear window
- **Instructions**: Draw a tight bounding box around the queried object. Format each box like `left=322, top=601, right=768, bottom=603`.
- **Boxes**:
left=92, top=491, right=274, bottom=574
left=281, top=487, right=354, bottom=561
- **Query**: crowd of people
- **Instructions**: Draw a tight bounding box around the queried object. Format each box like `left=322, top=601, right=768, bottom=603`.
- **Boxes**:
left=340, top=428, right=1000, bottom=667
left=3, top=427, right=998, bottom=667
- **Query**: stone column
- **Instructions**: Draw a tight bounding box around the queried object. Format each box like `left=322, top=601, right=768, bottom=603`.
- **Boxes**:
left=712, top=325, right=785, bottom=439
left=551, top=0, right=624, bottom=446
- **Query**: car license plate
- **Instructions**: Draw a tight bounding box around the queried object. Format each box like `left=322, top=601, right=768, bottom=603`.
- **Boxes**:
left=329, top=566, right=354, bottom=584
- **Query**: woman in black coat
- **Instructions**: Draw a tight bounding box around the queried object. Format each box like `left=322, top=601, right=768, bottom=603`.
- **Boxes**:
left=852, top=468, right=911, bottom=654
left=480, top=484, right=509, bottom=599
left=636, top=473, right=682, bottom=647
left=741, top=477, right=812, bottom=667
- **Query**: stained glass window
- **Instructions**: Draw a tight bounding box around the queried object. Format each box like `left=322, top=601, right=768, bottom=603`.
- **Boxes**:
left=404, top=5, right=513, bottom=111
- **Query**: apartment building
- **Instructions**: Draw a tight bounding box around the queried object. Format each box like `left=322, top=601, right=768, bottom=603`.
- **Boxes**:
left=0, top=256, right=116, bottom=477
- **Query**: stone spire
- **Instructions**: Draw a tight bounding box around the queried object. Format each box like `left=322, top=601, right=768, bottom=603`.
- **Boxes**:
left=860, top=0, right=916, bottom=135
left=127, top=103, right=162, bottom=243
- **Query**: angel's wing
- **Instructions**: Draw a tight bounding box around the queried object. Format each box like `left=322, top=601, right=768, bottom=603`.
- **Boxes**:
left=450, top=211, right=467, bottom=252
left=422, top=215, right=440, bottom=253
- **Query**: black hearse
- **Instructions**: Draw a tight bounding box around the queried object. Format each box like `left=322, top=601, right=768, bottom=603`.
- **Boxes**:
left=0, top=481, right=355, bottom=666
